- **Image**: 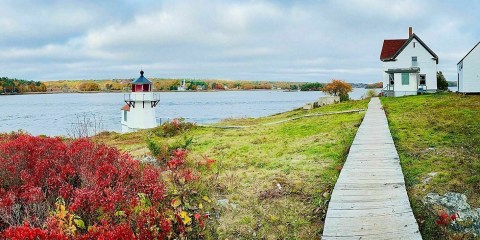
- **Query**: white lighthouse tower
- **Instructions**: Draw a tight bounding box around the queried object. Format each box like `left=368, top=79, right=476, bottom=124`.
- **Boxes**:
left=121, top=70, right=160, bottom=132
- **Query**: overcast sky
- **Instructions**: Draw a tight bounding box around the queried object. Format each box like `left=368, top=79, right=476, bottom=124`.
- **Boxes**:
left=0, top=0, right=478, bottom=83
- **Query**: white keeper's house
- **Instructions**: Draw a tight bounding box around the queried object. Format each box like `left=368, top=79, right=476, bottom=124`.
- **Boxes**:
left=457, top=41, right=480, bottom=93
left=121, top=70, right=160, bottom=133
left=380, top=27, right=439, bottom=97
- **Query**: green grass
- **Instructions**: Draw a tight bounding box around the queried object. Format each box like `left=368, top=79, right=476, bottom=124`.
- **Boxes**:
left=96, top=99, right=368, bottom=239
left=381, top=93, right=480, bottom=239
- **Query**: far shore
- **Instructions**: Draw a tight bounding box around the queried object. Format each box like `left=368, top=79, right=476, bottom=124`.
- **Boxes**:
left=0, top=88, right=325, bottom=96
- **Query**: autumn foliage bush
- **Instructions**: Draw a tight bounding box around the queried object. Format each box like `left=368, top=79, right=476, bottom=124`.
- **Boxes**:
left=321, top=79, right=353, bottom=102
left=0, top=133, right=213, bottom=239
left=77, top=82, right=100, bottom=92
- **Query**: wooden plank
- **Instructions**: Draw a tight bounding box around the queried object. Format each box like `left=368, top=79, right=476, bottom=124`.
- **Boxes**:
left=324, top=216, right=418, bottom=232
left=322, top=97, right=421, bottom=239
left=326, top=207, right=414, bottom=218
left=328, top=199, right=412, bottom=210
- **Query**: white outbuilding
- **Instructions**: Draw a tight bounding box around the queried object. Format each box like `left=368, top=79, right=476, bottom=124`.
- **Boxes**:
left=457, top=41, right=480, bottom=93
left=380, top=27, right=439, bottom=97
left=121, top=70, right=160, bottom=132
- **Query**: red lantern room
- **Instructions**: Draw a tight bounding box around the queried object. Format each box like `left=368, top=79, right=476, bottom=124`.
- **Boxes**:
left=131, top=70, right=152, bottom=92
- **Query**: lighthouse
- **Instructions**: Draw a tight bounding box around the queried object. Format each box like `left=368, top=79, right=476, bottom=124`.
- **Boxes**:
left=121, top=70, right=160, bottom=132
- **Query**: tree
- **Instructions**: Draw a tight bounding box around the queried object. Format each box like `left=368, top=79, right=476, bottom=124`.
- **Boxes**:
left=300, top=82, right=323, bottom=91
left=78, top=82, right=100, bottom=91
left=37, top=83, right=47, bottom=92
left=214, top=83, right=225, bottom=90
left=437, top=71, right=449, bottom=91
left=322, top=79, right=353, bottom=100
left=240, top=82, right=254, bottom=90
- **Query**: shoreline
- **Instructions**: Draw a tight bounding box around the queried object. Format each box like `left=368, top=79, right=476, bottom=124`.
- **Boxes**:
left=0, top=88, right=377, bottom=96
left=0, top=89, right=317, bottom=96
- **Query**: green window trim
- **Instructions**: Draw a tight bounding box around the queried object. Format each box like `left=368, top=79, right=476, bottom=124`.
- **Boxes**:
left=402, top=73, right=409, bottom=85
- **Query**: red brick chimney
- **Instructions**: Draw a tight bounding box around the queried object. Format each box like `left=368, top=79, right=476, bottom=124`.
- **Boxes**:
left=409, top=27, right=413, bottom=37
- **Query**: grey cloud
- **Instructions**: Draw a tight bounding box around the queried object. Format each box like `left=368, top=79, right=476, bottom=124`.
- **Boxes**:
left=0, top=0, right=478, bottom=82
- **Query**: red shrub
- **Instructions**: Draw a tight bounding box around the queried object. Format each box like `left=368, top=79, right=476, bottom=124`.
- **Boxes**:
left=2, top=222, right=68, bottom=240
left=0, top=134, right=211, bottom=239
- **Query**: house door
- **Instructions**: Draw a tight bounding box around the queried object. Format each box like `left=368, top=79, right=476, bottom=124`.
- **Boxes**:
left=387, top=73, right=394, bottom=91
left=419, top=74, right=426, bottom=86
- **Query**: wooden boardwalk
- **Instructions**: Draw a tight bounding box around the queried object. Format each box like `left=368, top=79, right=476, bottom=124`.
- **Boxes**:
left=322, top=98, right=421, bottom=240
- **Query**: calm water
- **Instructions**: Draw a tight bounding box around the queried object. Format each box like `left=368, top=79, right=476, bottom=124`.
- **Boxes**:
left=0, top=89, right=372, bottom=136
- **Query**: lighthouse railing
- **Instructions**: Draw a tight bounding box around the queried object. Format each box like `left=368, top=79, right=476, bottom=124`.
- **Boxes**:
left=124, top=93, right=160, bottom=102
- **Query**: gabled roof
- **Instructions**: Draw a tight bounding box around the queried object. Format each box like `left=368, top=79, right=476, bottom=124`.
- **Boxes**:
left=132, top=70, right=152, bottom=84
left=458, top=41, right=480, bottom=65
left=380, top=33, right=439, bottom=64
left=380, top=39, right=407, bottom=60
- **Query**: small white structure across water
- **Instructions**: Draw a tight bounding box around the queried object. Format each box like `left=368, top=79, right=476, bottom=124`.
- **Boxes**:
left=121, top=70, right=160, bottom=133
left=177, top=79, right=187, bottom=91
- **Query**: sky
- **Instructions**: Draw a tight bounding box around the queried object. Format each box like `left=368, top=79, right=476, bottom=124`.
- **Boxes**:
left=0, top=0, right=479, bottom=83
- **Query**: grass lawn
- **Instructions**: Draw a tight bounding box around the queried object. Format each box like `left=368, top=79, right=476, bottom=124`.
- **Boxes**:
left=381, top=93, right=480, bottom=239
left=95, top=99, right=368, bottom=239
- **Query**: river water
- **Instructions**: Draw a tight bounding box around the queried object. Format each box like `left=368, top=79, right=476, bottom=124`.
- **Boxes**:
left=0, top=88, right=373, bottom=136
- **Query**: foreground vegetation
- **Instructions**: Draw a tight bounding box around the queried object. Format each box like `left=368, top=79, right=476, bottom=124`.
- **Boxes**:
left=381, top=93, right=480, bottom=239
left=0, top=133, right=216, bottom=239
left=95, top=99, right=368, bottom=238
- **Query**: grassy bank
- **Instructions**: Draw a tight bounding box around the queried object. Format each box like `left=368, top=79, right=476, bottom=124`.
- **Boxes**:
left=96, top=100, right=368, bottom=239
left=381, top=93, right=480, bottom=239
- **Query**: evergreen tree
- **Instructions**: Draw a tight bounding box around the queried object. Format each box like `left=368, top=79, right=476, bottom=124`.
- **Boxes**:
left=437, top=71, right=449, bottom=91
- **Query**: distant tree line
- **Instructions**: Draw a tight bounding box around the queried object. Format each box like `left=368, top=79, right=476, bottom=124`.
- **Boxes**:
left=150, top=79, right=308, bottom=91
left=447, top=81, right=457, bottom=87
left=300, top=82, right=323, bottom=91
left=365, top=82, right=383, bottom=89
left=41, top=78, right=360, bottom=93
left=45, top=80, right=129, bottom=92
left=0, top=77, right=46, bottom=94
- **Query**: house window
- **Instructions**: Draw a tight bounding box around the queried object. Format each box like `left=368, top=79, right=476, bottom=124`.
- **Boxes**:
left=124, top=111, right=128, bottom=122
left=413, top=42, right=416, bottom=48
left=419, top=74, right=426, bottom=85
left=389, top=73, right=394, bottom=85
left=412, top=56, right=417, bottom=67
left=402, top=73, right=409, bottom=85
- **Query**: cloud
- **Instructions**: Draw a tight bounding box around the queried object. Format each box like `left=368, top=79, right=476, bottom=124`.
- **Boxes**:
left=0, top=0, right=478, bottom=82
